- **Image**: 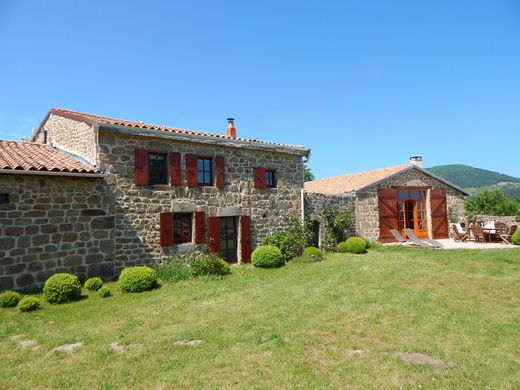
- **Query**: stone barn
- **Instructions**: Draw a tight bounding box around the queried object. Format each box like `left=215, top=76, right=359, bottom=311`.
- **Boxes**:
left=304, top=157, right=468, bottom=244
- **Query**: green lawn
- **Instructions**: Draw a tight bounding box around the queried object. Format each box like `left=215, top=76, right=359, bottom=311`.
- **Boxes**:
left=1, top=247, right=520, bottom=389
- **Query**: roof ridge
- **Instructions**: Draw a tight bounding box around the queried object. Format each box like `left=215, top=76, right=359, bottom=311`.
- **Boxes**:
left=309, top=163, right=412, bottom=183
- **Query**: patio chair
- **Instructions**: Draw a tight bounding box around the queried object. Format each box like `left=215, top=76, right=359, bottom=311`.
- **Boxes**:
left=499, top=225, right=517, bottom=244
left=452, top=225, right=468, bottom=242
left=471, top=223, right=484, bottom=242
left=403, top=228, right=439, bottom=248
left=390, top=229, right=410, bottom=245
left=495, top=221, right=508, bottom=235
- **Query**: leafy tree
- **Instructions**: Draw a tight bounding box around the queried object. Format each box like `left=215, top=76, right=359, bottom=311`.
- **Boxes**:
left=321, top=204, right=354, bottom=250
left=465, top=189, right=519, bottom=216
left=304, top=163, right=315, bottom=182
left=263, top=219, right=313, bottom=261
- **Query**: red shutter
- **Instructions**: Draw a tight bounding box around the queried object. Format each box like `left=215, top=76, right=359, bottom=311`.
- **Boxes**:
left=208, top=216, right=220, bottom=254
left=169, top=152, right=181, bottom=187
left=240, top=215, right=251, bottom=263
left=215, top=155, right=225, bottom=189
left=134, top=148, right=149, bottom=186
left=253, top=167, right=267, bottom=189
left=186, top=154, right=198, bottom=188
left=431, top=188, right=449, bottom=239
left=160, top=212, right=173, bottom=247
left=378, top=188, right=398, bottom=243
left=194, top=211, right=206, bottom=244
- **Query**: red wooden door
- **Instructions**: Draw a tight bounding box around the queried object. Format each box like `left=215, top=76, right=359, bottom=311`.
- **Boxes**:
left=430, top=188, right=449, bottom=239
left=208, top=216, right=220, bottom=254
left=378, top=188, right=398, bottom=243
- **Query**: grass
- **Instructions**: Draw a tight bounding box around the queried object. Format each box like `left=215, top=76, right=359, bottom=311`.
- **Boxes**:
left=1, top=246, right=519, bottom=389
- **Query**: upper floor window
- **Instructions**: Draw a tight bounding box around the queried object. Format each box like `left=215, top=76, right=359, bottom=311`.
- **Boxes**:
left=0, top=193, right=9, bottom=204
left=266, top=170, right=276, bottom=188
left=149, top=153, right=168, bottom=185
left=197, top=157, right=213, bottom=186
left=173, top=213, right=192, bottom=244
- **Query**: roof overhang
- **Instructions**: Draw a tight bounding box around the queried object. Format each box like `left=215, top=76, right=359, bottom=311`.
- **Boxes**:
left=0, top=169, right=105, bottom=178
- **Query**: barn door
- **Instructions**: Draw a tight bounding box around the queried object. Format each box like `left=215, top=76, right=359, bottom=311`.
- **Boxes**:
left=430, top=188, right=449, bottom=239
left=378, top=188, right=398, bottom=243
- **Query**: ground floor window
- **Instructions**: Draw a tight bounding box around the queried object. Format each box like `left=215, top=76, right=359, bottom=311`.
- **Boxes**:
left=0, top=193, right=9, bottom=204
left=173, top=213, right=192, bottom=244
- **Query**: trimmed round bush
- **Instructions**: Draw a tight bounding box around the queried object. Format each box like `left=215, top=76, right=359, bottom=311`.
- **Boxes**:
left=98, top=286, right=112, bottom=298
left=118, top=266, right=158, bottom=293
left=17, top=296, right=41, bottom=312
left=302, top=247, right=323, bottom=260
left=84, top=277, right=104, bottom=291
left=339, top=237, right=368, bottom=254
left=190, top=253, right=231, bottom=277
left=0, top=290, right=22, bottom=308
left=43, top=273, right=82, bottom=304
left=252, top=245, right=285, bottom=268
left=512, top=229, right=520, bottom=246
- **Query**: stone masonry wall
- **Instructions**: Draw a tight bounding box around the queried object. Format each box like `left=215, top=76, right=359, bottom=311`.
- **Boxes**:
left=0, top=174, right=115, bottom=292
left=35, top=114, right=97, bottom=165
left=355, top=169, right=466, bottom=241
left=303, top=192, right=356, bottom=247
left=98, top=131, right=304, bottom=273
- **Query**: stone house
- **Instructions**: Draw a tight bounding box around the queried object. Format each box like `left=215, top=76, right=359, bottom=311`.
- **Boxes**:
left=304, top=157, right=469, bottom=244
left=1, top=108, right=309, bottom=291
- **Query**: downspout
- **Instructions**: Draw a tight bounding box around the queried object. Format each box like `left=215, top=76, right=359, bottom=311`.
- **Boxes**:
left=301, top=189, right=306, bottom=221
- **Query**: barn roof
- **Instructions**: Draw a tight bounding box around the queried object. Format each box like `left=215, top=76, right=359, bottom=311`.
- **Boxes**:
left=304, top=163, right=469, bottom=196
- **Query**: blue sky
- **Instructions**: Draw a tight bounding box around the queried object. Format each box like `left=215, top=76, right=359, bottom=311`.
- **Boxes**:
left=1, top=0, right=519, bottom=178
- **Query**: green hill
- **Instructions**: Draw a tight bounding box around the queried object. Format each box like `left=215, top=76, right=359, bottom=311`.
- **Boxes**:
left=426, top=164, right=520, bottom=189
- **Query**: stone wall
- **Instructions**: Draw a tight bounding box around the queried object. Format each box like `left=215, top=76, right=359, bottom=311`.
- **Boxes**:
left=355, top=168, right=466, bottom=241
left=303, top=191, right=355, bottom=247
left=474, top=215, right=518, bottom=226
left=0, top=174, right=115, bottom=292
left=35, top=114, right=98, bottom=165
left=98, top=130, right=304, bottom=272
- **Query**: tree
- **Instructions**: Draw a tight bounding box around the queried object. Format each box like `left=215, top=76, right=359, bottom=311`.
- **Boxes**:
left=304, top=163, right=315, bottom=182
left=465, top=189, right=519, bottom=216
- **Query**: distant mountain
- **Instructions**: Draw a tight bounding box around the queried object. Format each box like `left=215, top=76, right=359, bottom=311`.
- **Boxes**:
left=426, top=164, right=520, bottom=188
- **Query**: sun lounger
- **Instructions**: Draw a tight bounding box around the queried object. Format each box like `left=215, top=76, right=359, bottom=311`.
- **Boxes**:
left=403, top=228, right=440, bottom=248
left=499, top=225, right=517, bottom=244
left=390, top=229, right=409, bottom=245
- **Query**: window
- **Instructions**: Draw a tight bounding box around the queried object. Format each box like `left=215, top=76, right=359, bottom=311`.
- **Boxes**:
left=197, top=157, right=213, bottom=186
left=173, top=213, right=192, bottom=244
left=148, top=153, right=168, bottom=185
left=0, top=193, right=8, bottom=204
left=397, top=190, right=427, bottom=231
left=266, top=170, right=276, bottom=188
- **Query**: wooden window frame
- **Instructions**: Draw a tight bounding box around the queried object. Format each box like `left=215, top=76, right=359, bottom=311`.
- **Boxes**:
left=197, top=157, right=213, bottom=187
left=148, top=152, right=168, bottom=185
left=173, top=213, right=193, bottom=245
left=266, top=170, right=276, bottom=188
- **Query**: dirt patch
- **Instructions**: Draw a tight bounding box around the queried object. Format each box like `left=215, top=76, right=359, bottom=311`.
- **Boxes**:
left=110, top=342, right=125, bottom=353
left=174, top=339, right=203, bottom=346
left=128, top=343, right=144, bottom=349
left=9, top=334, right=26, bottom=341
left=18, top=340, right=39, bottom=350
left=391, top=352, right=447, bottom=367
left=51, top=342, right=83, bottom=354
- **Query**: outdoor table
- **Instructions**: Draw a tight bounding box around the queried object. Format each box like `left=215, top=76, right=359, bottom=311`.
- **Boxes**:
left=482, top=228, right=498, bottom=242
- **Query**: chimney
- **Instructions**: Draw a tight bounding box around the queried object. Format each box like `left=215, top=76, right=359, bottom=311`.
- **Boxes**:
left=409, top=155, right=423, bottom=167
left=226, top=118, right=236, bottom=138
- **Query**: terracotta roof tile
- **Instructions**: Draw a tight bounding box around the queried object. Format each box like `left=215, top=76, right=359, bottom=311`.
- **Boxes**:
left=304, top=164, right=413, bottom=195
left=0, top=140, right=99, bottom=174
left=45, top=108, right=309, bottom=152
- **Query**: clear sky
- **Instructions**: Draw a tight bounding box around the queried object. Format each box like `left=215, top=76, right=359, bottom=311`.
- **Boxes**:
left=1, top=0, right=519, bottom=178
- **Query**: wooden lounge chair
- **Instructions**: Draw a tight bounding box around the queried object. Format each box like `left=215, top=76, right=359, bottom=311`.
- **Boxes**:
left=402, top=229, right=437, bottom=248
left=452, top=225, right=468, bottom=242
left=499, top=225, right=517, bottom=244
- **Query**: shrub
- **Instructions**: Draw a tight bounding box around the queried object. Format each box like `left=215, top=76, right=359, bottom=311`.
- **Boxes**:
left=84, top=277, right=103, bottom=291
left=155, top=258, right=193, bottom=282
left=263, top=219, right=313, bottom=261
left=98, top=286, right=112, bottom=298
left=190, top=253, right=231, bottom=277
left=17, top=296, right=41, bottom=312
left=512, top=229, right=520, bottom=246
left=118, top=266, right=158, bottom=293
left=339, top=237, right=368, bottom=254
left=302, top=246, right=323, bottom=260
left=252, top=245, right=285, bottom=268
left=43, top=273, right=82, bottom=304
left=0, top=290, right=22, bottom=308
